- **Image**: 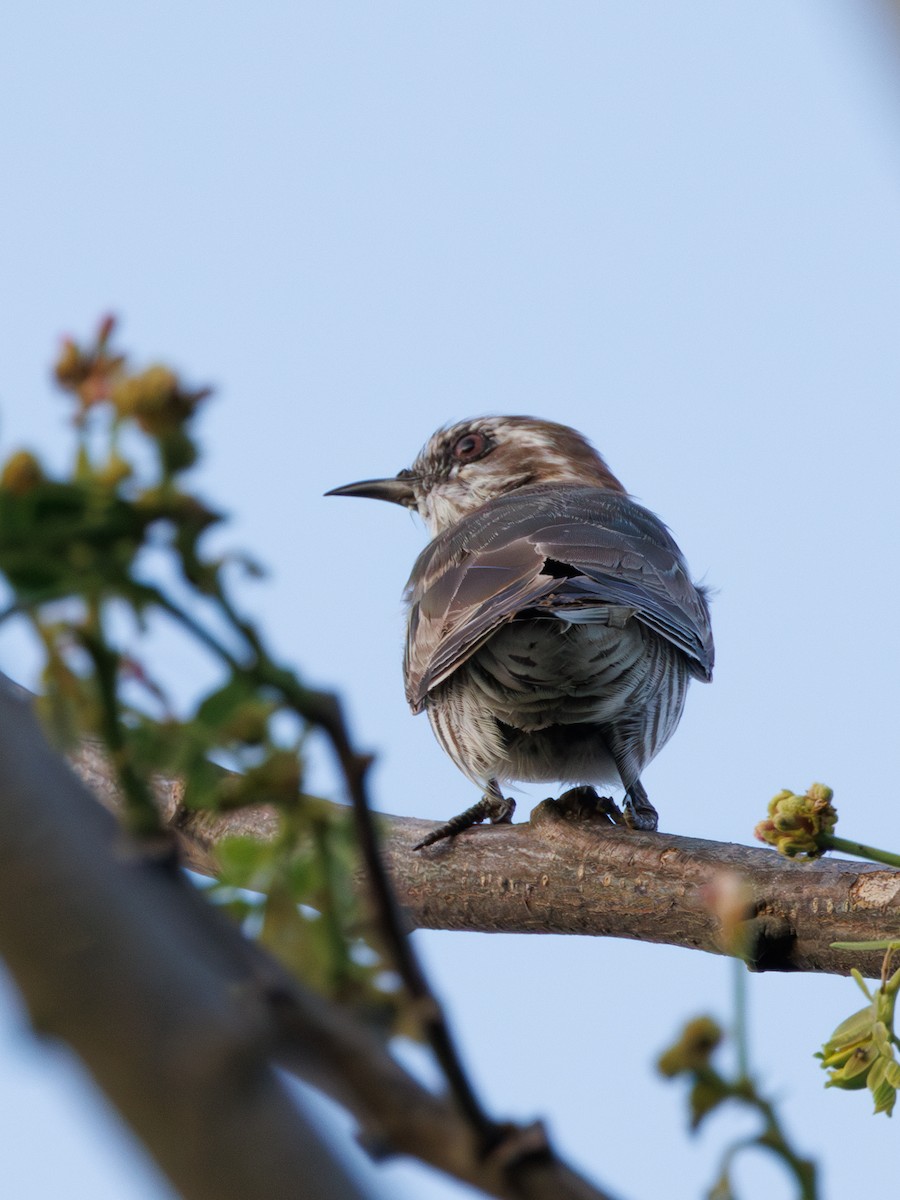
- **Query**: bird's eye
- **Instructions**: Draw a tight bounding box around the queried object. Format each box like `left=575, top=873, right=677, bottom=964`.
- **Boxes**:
left=452, top=432, right=488, bottom=462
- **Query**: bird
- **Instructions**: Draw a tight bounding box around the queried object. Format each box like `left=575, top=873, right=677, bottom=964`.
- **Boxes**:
left=327, top=416, right=713, bottom=848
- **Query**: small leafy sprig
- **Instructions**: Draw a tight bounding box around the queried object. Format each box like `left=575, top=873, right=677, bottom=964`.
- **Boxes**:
left=0, top=320, right=538, bottom=1157
left=0, top=317, right=396, bottom=1018
left=658, top=1015, right=817, bottom=1200
left=755, top=785, right=900, bottom=1116
left=816, top=952, right=900, bottom=1116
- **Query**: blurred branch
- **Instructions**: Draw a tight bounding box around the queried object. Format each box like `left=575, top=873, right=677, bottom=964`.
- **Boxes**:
left=72, top=736, right=900, bottom=979
left=6, top=319, right=547, bottom=1180
left=0, top=683, right=369, bottom=1200
left=300, top=686, right=508, bottom=1156
left=0, top=681, right=616, bottom=1200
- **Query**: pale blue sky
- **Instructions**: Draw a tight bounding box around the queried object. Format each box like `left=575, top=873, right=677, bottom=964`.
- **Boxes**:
left=2, top=3, right=900, bottom=1197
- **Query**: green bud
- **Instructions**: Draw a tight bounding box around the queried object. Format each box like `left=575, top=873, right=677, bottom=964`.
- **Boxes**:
left=53, top=338, right=91, bottom=390
left=658, top=1016, right=723, bottom=1077
left=754, top=783, right=837, bottom=859
left=0, top=450, right=44, bottom=495
left=112, top=365, right=179, bottom=427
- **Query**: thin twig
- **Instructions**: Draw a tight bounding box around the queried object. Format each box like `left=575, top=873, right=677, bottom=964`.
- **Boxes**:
left=304, top=687, right=506, bottom=1151
left=733, top=959, right=749, bottom=1083
left=826, top=835, right=900, bottom=870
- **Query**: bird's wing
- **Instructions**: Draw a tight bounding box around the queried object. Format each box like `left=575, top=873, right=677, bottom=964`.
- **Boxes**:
left=403, top=485, right=714, bottom=711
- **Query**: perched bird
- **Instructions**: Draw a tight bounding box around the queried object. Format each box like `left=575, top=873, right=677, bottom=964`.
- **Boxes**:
left=327, top=416, right=713, bottom=846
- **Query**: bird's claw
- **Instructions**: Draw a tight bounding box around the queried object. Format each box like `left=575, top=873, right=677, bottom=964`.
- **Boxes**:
left=551, top=786, right=625, bottom=826
left=413, top=788, right=516, bottom=851
left=622, top=784, right=659, bottom=831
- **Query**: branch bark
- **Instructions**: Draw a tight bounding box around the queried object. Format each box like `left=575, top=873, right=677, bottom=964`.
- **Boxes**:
left=72, top=739, right=900, bottom=980
left=381, top=806, right=900, bottom=978
left=0, top=691, right=368, bottom=1200
left=0, top=686, right=617, bottom=1200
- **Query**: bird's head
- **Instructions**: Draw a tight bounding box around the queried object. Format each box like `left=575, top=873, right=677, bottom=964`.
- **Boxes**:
left=326, top=415, right=626, bottom=535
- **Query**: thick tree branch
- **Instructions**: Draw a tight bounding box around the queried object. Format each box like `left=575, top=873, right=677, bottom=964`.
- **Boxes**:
left=0, top=687, right=616, bottom=1200
left=0, top=691, right=368, bottom=1200
left=382, top=806, right=900, bottom=978
left=72, top=739, right=900, bottom=980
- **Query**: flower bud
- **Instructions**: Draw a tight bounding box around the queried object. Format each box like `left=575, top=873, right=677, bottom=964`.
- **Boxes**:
left=1, top=450, right=44, bottom=495
left=754, top=783, right=837, bottom=858
left=658, top=1016, right=723, bottom=1077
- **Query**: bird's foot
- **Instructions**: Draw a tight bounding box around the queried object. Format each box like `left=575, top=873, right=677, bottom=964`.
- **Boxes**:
left=622, top=781, right=659, bottom=831
left=413, top=786, right=516, bottom=851
left=551, top=785, right=625, bottom=826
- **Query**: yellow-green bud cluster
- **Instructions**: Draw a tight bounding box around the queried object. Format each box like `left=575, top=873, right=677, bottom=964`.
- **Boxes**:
left=112, top=365, right=184, bottom=434
left=658, top=1016, right=723, bottom=1077
left=754, top=783, right=837, bottom=859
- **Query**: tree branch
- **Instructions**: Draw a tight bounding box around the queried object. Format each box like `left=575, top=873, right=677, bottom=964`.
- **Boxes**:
left=0, top=685, right=617, bottom=1200
left=0, top=690, right=369, bottom=1200
left=71, top=738, right=900, bottom=980
left=381, top=805, right=900, bottom=978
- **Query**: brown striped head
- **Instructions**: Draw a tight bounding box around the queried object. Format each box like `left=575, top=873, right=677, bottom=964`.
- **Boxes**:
left=327, top=416, right=626, bottom=535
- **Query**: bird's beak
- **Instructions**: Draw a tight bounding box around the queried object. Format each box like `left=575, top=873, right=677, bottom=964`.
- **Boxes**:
left=325, top=472, right=417, bottom=507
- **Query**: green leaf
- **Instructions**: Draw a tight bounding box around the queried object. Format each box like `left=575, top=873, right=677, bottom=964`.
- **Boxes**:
left=820, top=1005, right=875, bottom=1057
left=830, top=940, right=900, bottom=952
left=195, top=676, right=259, bottom=727
left=216, top=836, right=275, bottom=891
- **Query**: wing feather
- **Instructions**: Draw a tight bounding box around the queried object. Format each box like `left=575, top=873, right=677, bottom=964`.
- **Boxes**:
left=403, top=485, right=713, bottom=711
